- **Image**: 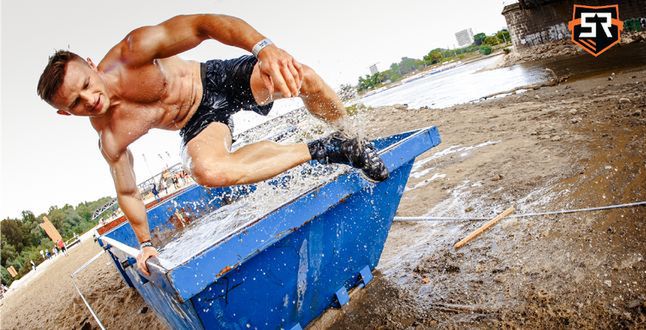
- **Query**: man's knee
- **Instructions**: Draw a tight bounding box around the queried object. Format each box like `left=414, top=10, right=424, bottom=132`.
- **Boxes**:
left=299, top=65, right=324, bottom=96
left=191, top=162, right=237, bottom=187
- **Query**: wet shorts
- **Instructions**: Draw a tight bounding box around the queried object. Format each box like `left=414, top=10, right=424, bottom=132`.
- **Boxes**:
left=179, top=55, right=274, bottom=145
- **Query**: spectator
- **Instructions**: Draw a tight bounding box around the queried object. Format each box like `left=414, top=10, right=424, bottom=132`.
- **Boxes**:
left=152, top=183, right=160, bottom=201
left=57, top=239, right=68, bottom=256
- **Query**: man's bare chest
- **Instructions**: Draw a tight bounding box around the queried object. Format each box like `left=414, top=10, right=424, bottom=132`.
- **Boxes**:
left=117, top=65, right=168, bottom=104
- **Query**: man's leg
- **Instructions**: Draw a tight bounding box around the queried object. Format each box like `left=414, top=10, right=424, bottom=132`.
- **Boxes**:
left=187, top=122, right=311, bottom=187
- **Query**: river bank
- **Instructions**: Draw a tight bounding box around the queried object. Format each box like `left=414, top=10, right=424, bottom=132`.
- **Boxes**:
left=1, top=52, right=645, bottom=329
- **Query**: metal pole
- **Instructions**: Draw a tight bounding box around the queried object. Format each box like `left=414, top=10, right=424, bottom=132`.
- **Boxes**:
left=142, top=153, right=153, bottom=178
left=70, top=251, right=107, bottom=330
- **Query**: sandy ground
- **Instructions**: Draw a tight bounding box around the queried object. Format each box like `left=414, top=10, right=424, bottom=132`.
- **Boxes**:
left=328, top=63, right=646, bottom=328
left=1, top=58, right=645, bottom=329
left=0, top=239, right=167, bottom=329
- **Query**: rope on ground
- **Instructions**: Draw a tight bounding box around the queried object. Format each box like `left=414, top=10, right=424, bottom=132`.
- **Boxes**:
left=393, top=200, right=646, bottom=222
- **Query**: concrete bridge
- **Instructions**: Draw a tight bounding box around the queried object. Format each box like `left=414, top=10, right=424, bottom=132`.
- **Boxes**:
left=502, top=0, right=646, bottom=48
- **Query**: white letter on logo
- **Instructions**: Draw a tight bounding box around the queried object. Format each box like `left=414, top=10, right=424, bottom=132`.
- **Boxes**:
left=598, top=12, right=612, bottom=37
left=580, top=12, right=612, bottom=38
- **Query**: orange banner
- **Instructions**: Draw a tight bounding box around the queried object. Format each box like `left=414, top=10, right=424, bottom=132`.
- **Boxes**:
left=39, top=216, right=63, bottom=243
left=7, top=266, right=18, bottom=277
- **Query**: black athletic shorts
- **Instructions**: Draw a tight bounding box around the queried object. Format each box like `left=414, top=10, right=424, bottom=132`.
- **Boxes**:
left=179, top=55, right=274, bottom=145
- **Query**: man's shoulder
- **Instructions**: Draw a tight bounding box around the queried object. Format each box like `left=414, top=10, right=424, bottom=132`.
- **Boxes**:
left=98, top=43, right=125, bottom=72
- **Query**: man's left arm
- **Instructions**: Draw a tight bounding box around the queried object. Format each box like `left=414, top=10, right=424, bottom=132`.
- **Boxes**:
left=111, top=14, right=302, bottom=97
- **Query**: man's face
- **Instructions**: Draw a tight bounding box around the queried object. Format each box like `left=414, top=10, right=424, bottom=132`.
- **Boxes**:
left=51, top=59, right=110, bottom=117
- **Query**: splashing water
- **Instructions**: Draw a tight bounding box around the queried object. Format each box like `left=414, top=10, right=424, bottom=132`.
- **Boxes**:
left=158, top=109, right=357, bottom=269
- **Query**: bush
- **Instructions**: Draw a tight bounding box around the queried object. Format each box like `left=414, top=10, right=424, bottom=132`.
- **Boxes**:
left=483, top=36, right=500, bottom=46
left=503, top=47, right=511, bottom=54
left=479, top=45, right=492, bottom=55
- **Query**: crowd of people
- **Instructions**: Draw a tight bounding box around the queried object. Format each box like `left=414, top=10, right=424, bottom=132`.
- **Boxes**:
left=143, top=168, right=194, bottom=204
left=32, top=237, right=73, bottom=272
left=99, top=168, right=194, bottom=226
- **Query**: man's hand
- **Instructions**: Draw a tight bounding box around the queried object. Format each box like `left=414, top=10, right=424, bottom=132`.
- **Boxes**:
left=257, top=45, right=304, bottom=99
left=137, top=246, right=159, bottom=276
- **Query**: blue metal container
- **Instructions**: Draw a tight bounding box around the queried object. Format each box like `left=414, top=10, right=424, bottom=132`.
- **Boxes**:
left=99, top=126, right=441, bottom=329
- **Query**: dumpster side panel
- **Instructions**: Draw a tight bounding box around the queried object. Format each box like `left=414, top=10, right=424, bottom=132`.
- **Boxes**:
left=100, top=241, right=204, bottom=329
left=190, top=160, right=414, bottom=329
left=129, top=267, right=204, bottom=329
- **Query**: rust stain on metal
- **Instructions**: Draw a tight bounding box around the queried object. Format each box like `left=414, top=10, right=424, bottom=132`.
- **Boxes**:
left=217, top=265, right=233, bottom=277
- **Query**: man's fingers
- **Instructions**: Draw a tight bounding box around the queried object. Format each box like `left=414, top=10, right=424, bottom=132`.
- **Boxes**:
left=287, top=61, right=302, bottom=93
left=292, top=59, right=305, bottom=90
left=137, top=247, right=158, bottom=277
left=261, top=74, right=274, bottom=99
left=137, top=256, right=150, bottom=276
left=269, top=63, right=291, bottom=98
left=280, top=65, right=299, bottom=97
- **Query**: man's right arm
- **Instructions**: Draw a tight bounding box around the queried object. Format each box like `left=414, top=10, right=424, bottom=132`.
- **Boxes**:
left=102, top=14, right=302, bottom=98
left=102, top=146, right=157, bottom=275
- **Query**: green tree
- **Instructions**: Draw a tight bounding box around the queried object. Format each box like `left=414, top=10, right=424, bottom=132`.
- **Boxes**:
left=389, top=62, right=401, bottom=75
left=496, top=29, right=511, bottom=44
left=383, top=70, right=401, bottom=82
left=473, top=33, right=486, bottom=46
left=1, top=236, right=18, bottom=265
left=0, top=220, right=25, bottom=253
left=398, top=57, right=421, bottom=75
left=483, top=36, right=500, bottom=46
left=357, top=72, right=385, bottom=92
left=423, top=48, right=444, bottom=64
left=1, top=266, right=13, bottom=286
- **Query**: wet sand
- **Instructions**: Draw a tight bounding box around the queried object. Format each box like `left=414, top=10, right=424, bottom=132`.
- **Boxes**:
left=1, top=59, right=645, bottom=329
left=328, top=63, right=646, bottom=328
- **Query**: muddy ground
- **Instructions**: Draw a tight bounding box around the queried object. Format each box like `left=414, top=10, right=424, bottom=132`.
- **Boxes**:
left=1, top=56, right=645, bottom=329
left=328, top=61, right=646, bottom=328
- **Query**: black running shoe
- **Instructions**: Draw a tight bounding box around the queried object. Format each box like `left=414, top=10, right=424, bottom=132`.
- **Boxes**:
left=359, top=141, right=389, bottom=182
left=308, top=133, right=389, bottom=182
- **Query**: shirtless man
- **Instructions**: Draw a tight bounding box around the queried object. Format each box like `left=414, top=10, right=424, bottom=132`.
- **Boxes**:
left=37, top=14, right=388, bottom=275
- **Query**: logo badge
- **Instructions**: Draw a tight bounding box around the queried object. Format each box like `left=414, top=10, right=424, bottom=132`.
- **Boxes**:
left=568, top=4, right=623, bottom=56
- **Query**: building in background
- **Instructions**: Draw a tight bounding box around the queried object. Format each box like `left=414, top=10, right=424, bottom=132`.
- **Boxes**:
left=455, top=28, right=474, bottom=47
left=368, top=63, right=379, bottom=75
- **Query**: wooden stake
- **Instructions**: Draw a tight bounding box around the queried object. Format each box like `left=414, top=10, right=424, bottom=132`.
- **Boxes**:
left=454, top=206, right=515, bottom=250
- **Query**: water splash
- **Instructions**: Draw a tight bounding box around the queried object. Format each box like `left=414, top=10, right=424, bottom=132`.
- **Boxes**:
left=157, top=110, right=352, bottom=268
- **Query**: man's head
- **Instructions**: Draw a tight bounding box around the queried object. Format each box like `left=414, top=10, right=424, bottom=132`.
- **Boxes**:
left=37, top=50, right=110, bottom=117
